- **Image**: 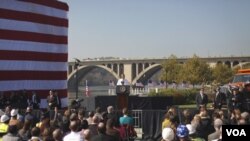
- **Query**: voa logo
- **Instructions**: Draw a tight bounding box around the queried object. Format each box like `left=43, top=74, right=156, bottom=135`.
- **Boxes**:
left=226, top=129, right=246, bottom=136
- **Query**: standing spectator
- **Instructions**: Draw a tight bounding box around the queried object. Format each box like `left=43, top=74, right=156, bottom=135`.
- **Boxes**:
left=106, top=119, right=120, bottom=141
left=29, top=127, right=42, bottom=141
left=63, top=121, right=83, bottom=141
left=195, top=88, right=208, bottom=110
left=47, top=90, right=58, bottom=110
left=54, top=91, right=61, bottom=109
left=0, top=115, right=10, bottom=140
left=32, top=91, right=40, bottom=109
left=90, top=122, right=116, bottom=141
left=213, top=87, right=225, bottom=110
left=53, top=128, right=63, bottom=141
left=107, top=106, right=119, bottom=127
left=119, top=108, right=137, bottom=141
left=229, top=86, right=244, bottom=112
left=9, top=109, right=22, bottom=130
left=2, top=125, right=21, bottom=141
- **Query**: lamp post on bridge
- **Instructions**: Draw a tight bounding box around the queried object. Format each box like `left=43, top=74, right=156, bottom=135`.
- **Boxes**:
left=74, top=58, right=81, bottom=99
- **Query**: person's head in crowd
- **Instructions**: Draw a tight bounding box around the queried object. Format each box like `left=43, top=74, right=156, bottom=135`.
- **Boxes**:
left=69, top=121, right=78, bottom=132
left=241, top=112, right=249, bottom=123
left=97, top=122, right=106, bottom=134
left=214, top=119, right=223, bottom=131
left=168, top=106, right=177, bottom=116
left=162, top=127, right=175, bottom=141
left=101, top=111, right=108, bottom=122
left=70, top=113, right=78, bottom=121
left=176, top=124, right=189, bottom=141
left=107, top=106, right=114, bottom=114
left=81, top=119, right=89, bottom=130
left=238, top=118, right=247, bottom=125
left=199, top=110, right=209, bottom=119
left=218, top=110, right=225, bottom=120
left=1, top=114, right=10, bottom=123
left=88, top=111, right=94, bottom=118
left=199, top=105, right=206, bottom=113
left=122, top=107, right=129, bottom=115
left=10, top=109, right=18, bottom=118
left=64, top=109, right=71, bottom=118
left=92, top=115, right=99, bottom=124
left=78, top=109, right=85, bottom=120
left=49, top=90, right=54, bottom=96
left=4, top=106, right=11, bottom=116
left=95, top=107, right=101, bottom=114
left=232, top=86, right=239, bottom=94
left=8, top=125, right=18, bottom=134
left=52, top=128, right=63, bottom=141
left=31, top=127, right=41, bottom=137
left=26, top=106, right=32, bottom=113
left=83, top=129, right=91, bottom=141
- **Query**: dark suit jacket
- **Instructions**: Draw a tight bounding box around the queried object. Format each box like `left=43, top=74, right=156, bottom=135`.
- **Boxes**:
left=90, top=133, right=116, bottom=141
left=196, top=93, right=208, bottom=109
left=214, top=92, right=225, bottom=109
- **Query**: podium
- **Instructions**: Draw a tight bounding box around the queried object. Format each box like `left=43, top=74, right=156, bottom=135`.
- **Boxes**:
left=116, top=85, right=130, bottom=110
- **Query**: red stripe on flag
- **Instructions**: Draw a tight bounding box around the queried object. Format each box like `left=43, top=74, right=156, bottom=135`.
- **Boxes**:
left=0, top=50, right=67, bottom=62
left=0, top=29, right=67, bottom=44
left=0, top=8, right=68, bottom=27
left=19, top=0, right=69, bottom=11
left=0, top=71, right=67, bottom=81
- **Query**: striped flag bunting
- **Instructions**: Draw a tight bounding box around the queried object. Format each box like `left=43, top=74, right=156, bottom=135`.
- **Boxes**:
left=0, top=0, right=69, bottom=108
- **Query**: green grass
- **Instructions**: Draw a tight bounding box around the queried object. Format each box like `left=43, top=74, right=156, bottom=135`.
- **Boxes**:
left=177, top=103, right=213, bottom=109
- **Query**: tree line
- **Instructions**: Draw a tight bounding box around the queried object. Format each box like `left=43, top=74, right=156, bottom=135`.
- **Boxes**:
left=160, top=55, right=238, bottom=87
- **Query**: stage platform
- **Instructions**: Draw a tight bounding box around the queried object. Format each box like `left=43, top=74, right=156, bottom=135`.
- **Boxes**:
left=83, top=95, right=173, bottom=111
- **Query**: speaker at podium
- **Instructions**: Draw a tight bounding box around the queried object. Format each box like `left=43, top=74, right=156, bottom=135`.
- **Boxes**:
left=116, top=74, right=130, bottom=109
left=116, top=85, right=130, bottom=95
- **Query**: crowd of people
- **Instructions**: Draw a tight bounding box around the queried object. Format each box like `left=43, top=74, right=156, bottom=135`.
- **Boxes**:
left=161, top=82, right=250, bottom=141
left=0, top=105, right=138, bottom=141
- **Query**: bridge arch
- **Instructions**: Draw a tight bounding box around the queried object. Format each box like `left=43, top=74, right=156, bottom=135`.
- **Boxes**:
left=68, top=65, right=120, bottom=89
left=131, top=64, right=162, bottom=85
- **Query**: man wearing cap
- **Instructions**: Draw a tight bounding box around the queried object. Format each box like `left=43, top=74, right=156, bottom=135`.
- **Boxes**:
left=229, top=86, right=244, bottom=111
left=9, top=109, right=22, bottom=130
left=0, top=115, right=10, bottom=139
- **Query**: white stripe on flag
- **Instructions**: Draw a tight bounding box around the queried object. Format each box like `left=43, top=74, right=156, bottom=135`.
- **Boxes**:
left=0, top=0, right=67, bottom=19
left=0, top=19, right=68, bottom=36
left=0, top=80, right=67, bottom=91
left=0, top=39, right=67, bottom=53
left=0, top=60, right=67, bottom=71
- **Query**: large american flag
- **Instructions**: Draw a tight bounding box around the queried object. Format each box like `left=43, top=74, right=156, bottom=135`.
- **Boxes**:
left=0, top=0, right=69, bottom=108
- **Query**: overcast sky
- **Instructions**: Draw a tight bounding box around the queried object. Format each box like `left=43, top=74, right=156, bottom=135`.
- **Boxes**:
left=60, top=0, right=250, bottom=61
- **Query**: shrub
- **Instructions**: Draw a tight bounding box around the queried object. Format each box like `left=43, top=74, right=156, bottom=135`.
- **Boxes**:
left=148, top=88, right=199, bottom=105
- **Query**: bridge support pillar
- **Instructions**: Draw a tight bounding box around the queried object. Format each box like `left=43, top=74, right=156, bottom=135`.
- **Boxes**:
left=123, top=64, right=132, bottom=83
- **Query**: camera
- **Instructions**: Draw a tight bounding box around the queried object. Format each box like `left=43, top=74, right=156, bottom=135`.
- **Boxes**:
left=70, top=98, right=84, bottom=109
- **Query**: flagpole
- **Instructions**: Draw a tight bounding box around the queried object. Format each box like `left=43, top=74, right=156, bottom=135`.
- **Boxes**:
left=86, top=80, right=88, bottom=97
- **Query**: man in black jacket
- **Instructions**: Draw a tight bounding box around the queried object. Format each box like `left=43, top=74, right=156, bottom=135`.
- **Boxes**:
left=195, top=88, right=208, bottom=110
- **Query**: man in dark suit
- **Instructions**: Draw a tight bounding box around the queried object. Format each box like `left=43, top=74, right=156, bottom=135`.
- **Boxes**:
left=90, top=122, right=116, bottom=141
left=195, top=88, right=208, bottom=109
left=213, top=87, right=225, bottom=110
